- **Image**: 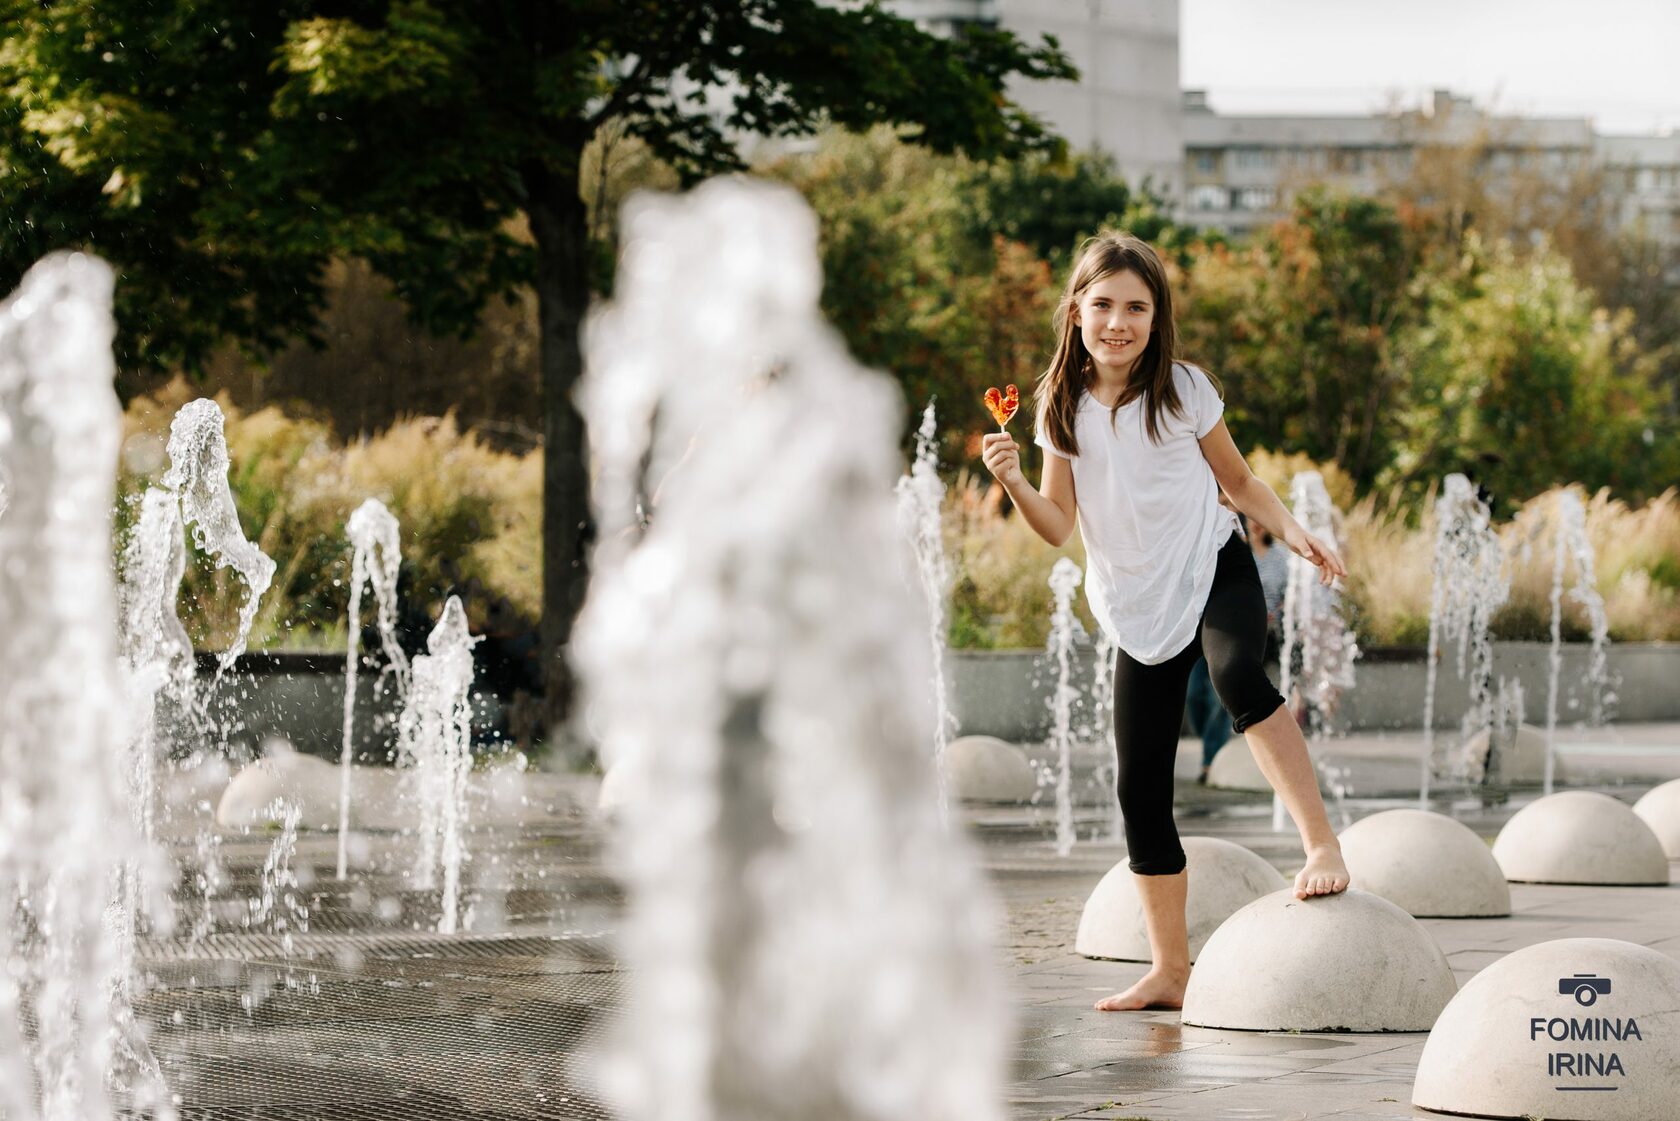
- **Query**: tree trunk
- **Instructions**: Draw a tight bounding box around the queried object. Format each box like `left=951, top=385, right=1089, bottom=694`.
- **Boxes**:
left=524, top=161, right=594, bottom=739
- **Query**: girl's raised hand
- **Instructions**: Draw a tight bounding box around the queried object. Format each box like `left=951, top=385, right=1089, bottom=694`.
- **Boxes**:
left=981, top=432, right=1023, bottom=488
left=1285, top=527, right=1347, bottom=586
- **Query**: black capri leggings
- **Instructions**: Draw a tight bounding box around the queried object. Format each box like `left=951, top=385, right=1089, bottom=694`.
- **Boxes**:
left=1114, top=533, right=1285, bottom=875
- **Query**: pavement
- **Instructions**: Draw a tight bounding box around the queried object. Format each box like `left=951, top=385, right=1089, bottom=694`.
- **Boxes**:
left=128, top=722, right=1680, bottom=1121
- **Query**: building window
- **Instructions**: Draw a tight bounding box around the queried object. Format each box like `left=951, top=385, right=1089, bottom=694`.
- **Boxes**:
left=1189, top=184, right=1227, bottom=211
left=1193, top=151, right=1218, bottom=174
left=1329, top=148, right=1366, bottom=174
left=1232, top=147, right=1273, bottom=171
left=1235, top=187, right=1276, bottom=211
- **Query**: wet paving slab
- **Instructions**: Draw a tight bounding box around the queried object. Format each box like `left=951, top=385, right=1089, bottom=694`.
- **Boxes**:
left=125, top=736, right=1680, bottom=1121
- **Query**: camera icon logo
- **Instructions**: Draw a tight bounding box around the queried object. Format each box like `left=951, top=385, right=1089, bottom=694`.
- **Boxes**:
left=1559, top=974, right=1612, bottom=1006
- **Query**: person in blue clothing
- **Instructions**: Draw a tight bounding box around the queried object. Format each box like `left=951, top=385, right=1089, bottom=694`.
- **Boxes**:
left=981, top=231, right=1350, bottom=1013
left=1186, top=657, right=1229, bottom=784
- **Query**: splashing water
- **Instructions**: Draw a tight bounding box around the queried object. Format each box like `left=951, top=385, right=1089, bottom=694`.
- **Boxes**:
left=156, top=397, right=276, bottom=971
left=113, top=488, right=193, bottom=982
left=1279, top=473, right=1359, bottom=722
left=573, top=178, right=1008, bottom=1121
left=1473, top=676, right=1527, bottom=786
left=0, top=253, right=169, bottom=1120
left=337, top=498, right=410, bottom=880
left=1045, top=558, right=1084, bottom=855
left=1276, top=472, right=1359, bottom=829
left=1421, top=474, right=1509, bottom=805
left=161, top=398, right=277, bottom=673
left=398, top=596, right=478, bottom=933
left=241, top=800, right=310, bottom=1007
left=245, top=801, right=308, bottom=945
left=1544, top=491, right=1614, bottom=794
left=187, top=829, right=226, bottom=947
left=894, top=401, right=957, bottom=803
left=1088, top=627, right=1122, bottom=842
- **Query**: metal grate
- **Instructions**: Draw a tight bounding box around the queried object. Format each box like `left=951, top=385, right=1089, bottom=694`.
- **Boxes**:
left=125, top=799, right=624, bottom=1121
left=128, top=935, right=621, bottom=1120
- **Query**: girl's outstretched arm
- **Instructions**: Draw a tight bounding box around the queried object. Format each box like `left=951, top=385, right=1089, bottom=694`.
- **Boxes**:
left=981, top=432, right=1078, bottom=547
left=1198, top=420, right=1346, bottom=584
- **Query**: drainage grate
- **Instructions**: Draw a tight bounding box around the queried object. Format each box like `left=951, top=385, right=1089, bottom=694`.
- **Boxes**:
left=130, top=939, right=621, bottom=1120
left=125, top=809, right=624, bottom=1121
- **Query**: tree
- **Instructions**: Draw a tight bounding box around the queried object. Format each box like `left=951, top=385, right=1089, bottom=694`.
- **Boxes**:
left=764, top=127, right=1055, bottom=468
left=960, top=148, right=1197, bottom=269
left=1388, top=236, right=1675, bottom=504
left=1379, top=111, right=1680, bottom=426
left=0, top=1, right=1074, bottom=730
left=1175, top=188, right=1421, bottom=490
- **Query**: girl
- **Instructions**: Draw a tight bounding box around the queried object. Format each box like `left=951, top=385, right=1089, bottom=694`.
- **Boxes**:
left=981, top=232, right=1350, bottom=1014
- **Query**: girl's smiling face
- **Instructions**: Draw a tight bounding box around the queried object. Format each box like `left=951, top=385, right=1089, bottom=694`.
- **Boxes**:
left=1073, top=269, right=1154, bottom=380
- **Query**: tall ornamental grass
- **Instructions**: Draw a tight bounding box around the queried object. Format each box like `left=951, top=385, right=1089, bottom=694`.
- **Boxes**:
left=946, top=462, right=1680, bottom=649
left=119, top=381, right=539, bottom=654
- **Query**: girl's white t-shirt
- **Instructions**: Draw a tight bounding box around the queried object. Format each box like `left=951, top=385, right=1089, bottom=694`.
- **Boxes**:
left=1035, top=362, right=1238, bottom=665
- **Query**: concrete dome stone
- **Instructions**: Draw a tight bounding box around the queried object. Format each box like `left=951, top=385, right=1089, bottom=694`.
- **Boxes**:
left=1181, top=888, right=1456, bottom=1032
left=1491, top=791, right=1669, bottom=886
left=939, top=735, right=1037, bottom=803
left=1414, top=937, right=1680, bottom=1120
left=1340, top=809, right=1511, bottom=917
left=1631, top=778, right=1680, bottom=861
left=1076, top=837, right=1286, bottom=963
left=1461, top=722, right=1566, bottom=785
left=1205, top=739, right=1269, bottom=792
left=217, top=747, right=407, bottom=831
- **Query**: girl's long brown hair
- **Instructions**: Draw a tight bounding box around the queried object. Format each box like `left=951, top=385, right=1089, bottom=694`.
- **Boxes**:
left=1034, top=232, right=1213, bottom=455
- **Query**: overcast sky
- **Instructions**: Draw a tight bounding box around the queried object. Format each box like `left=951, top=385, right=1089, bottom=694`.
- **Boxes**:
left=1180, top=0, right=1680, bottom=135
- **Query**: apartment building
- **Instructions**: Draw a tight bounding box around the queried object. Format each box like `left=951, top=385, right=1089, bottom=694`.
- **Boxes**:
left=886, top=0, right=1184, bottom=201
left=858, top=4, right=1680, bottom=261
left=1596, top=133, right=1680, bottom=250
left=1182, top=89, right=1680, bottom=260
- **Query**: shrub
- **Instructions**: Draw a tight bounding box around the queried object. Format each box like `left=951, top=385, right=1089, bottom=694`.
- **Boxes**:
left=943, top=470, right=1093, bottom=649
left=119, top=381, right=538, bottom=653
left=943, top=458, right=1680, bottom=649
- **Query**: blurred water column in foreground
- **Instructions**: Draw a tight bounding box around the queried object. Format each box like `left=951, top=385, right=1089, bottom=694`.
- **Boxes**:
left=0, top=253, right=168, bottom=1120
left=574, top=177, right=1009, bottom=1121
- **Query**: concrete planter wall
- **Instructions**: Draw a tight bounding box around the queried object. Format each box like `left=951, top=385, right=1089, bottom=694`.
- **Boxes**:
left=947, top=641, right=1679, bottom=742
left=180, top=652, right=503, bottom=762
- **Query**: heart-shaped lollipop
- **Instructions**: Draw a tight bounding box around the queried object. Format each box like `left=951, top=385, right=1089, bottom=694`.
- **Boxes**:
left=983, top=384, right=1020, bottom=429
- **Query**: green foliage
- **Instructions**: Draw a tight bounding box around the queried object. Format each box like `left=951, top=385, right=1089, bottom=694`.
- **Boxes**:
left=1176, top=188, right=1421, bottom=491
left=3, top=1, right=1077, bottom=717
left=0, top=0, right=1074, bottom=380
left=959, top=149, right=1194, bottom=268
left=118, top=383, right=539, bottom=652
left=950, top=477, right=1680, bottom=650
left=764, top=129, right=1205, bottom=474
left=763, top=128, right=1059, bottom=467
left=1387, top=236, right=1676, bottom=504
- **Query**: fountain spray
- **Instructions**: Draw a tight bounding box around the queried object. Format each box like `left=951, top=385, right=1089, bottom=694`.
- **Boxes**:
left=574, top=178, right=1008, bottom=1121
left=161, top=398, right=277, bottom=675
left=1420, top=474, right=1508, bottom=806
left=894, top=401, right=957, bottom=804
left=113, top=488, right=193, bottom=981
left=0, top=253, right=171, bottom=1120
left=1046, top=557, right=1084, bottom=855
left=337, top=498, right=410, bottom=879
left=398, top=596, right=479, bottom=933
left=1088, top=627, right=1121, bottom=842
left=1544, top=490, right=1613, bottom=794
left=1277, top=472, right=1358, bottom=829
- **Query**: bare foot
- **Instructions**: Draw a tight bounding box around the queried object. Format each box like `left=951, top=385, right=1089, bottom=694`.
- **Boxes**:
left=1294, top=842, right=1351, bottom=899
left=1094, top=966, right=1189, bottom=1012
